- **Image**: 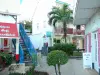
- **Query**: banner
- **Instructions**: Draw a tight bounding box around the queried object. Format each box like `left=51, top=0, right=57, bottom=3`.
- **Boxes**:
left=0, top=22, right=18, bottom=38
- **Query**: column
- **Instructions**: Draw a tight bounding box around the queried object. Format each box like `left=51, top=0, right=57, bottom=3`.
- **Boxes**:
left=9, top=39, right=12, bottom=53
left=15, top=38, right=19, bottom=62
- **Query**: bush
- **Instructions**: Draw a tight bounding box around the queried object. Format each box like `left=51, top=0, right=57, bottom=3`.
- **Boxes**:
left=48, top=43, right=76, bottom=56
left=47, top=50, right=68, bottom=75
left=26, top=65, right=34, bottom=75
left=0, top=52, right=12, bottom=66
left=73, top=52, right=82, bottom=56
left=48, top=47, right=54, bottom=53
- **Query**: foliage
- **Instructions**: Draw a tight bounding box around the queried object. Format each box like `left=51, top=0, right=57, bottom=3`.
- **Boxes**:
left=21, top=20, right=32, bottom=33
left=73, top=51, right=82, bottom=56
left=47, top=50, right=68, bottom=66
left=47, top=50, right=68, bottom=75
left=0, top=52, right=12, bottom=66
left=48, top=4, right=73, bottom=42
left=48, top=47, right=54, bottom=53
left=48, top=43, right=76, bottom=56
left=26, top=65, right=35, bottom=75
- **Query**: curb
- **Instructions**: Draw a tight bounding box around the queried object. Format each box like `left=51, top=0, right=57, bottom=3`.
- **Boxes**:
left=69, top=56, right=82, bottom=59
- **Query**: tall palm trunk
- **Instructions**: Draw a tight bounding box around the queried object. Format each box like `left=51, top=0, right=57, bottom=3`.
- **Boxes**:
left=63, top=21, right=67, bottom=43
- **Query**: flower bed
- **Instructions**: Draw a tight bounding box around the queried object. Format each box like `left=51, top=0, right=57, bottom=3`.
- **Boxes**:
left=0, top=52, right=12, bottom=71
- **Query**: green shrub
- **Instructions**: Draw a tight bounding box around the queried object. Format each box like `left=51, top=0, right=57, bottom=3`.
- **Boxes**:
left=0, top=52, right=12, bottom=66
left=49, top=43, right=76, bottom=56
left=47, top=50, right=68, bottom=75
left=73, top=52, right=82, bottom=56
left=48, top=47, right=54, bottom=53
left=26, top=65, right=35, bottom=75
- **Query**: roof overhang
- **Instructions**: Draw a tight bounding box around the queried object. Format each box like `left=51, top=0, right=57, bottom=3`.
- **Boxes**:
left=73, top=0, right=100, bottom=25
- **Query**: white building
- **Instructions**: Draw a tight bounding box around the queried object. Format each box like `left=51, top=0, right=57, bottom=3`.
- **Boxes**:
left=0, top=0, right=20, bottom=62
left=29, top=0, right=56, bottom=50
left=73, top=0, right=100, bottom=74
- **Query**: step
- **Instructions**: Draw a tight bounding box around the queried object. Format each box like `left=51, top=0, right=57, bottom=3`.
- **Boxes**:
left=20, top=43, right=25, bottom=45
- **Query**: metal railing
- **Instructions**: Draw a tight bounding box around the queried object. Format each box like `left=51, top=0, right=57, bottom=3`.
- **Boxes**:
left=19, top=23, right=37, bottom=65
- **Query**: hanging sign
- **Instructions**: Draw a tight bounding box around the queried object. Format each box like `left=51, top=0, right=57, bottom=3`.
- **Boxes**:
left=0, top=22, right=18, bottom=38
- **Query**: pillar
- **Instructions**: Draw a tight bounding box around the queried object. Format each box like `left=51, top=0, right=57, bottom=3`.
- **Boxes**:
left=15, top=38, right=19, bottom=62
left=9, top=39, right=12, bottom=53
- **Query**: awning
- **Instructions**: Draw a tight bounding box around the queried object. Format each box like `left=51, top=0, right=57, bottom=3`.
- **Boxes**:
left=0, top=22, right=18, bottom=38
left=73, top=0, right=100, bottom=25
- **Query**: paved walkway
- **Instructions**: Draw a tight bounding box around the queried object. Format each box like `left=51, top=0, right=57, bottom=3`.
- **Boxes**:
left=35, top=56, right=98, bottom=75
left=0, top=68, right=9, bottom=75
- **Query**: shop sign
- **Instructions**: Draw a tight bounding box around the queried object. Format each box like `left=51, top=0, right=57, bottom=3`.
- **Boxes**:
left=0, top=22, right=18, bottom=37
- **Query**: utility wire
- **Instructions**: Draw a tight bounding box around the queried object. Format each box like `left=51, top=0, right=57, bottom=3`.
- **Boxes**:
left=31, top=0, right=41, bottom=20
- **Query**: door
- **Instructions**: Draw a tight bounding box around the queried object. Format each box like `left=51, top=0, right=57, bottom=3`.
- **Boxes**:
left=3, top=38, right=9, bottom=48
left=94, top=32, right=99, bottom=72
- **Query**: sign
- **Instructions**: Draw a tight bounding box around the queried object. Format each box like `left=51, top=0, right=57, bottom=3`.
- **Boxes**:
left=0, top=22, right=18, bottom=38
left=46, top=31, right=52, bottom=37
left=83, top=53, right=92, bottom=69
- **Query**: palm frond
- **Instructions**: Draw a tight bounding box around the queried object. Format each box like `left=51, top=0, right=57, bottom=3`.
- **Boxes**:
left=48, top=16, right=60, bottom=25
left=48, top=11, right=57, bottom=16
left=52, top=19, right=58, bottom=27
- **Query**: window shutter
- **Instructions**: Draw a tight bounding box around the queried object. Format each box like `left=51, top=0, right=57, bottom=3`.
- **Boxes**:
left=98, top=28, right=100, bottom=67
left=84, top=35, right=87, bottom=52
left=88, top=33, right=91, bottom=52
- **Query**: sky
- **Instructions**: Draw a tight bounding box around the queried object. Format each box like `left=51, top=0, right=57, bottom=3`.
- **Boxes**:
left=19, top=0, right=74, bottom=34
left=19, top=0, right=74, bottom=21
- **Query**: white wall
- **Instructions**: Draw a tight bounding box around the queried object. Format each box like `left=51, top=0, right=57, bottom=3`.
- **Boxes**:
left=85, top=9, right=100, bottom=71
left=85, top=10, right=100, bottom=35
left=0, top=0, right=20, bottom=14
left=29, top=33, right=53, bottom=50
left=29, top=34, right=44, bottom=50
left=32, top=0, right=56, bottom=35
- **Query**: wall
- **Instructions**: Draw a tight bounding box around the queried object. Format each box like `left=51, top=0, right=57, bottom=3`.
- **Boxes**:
left=0, top=0, right=20, bottom=14
left=29, top=34, right=44, bottom=50
left=29, top=34, right=53, bottom=50
left=85, top=10, right=100, bottom=34
left=85, top=9, right=100, bottom=71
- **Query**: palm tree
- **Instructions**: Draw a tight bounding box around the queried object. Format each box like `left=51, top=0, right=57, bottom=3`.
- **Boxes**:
left=48, top=4, right=73, bottom=43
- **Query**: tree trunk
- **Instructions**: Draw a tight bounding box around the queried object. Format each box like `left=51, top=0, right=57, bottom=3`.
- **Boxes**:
left=58, top=64, right=61, bottom=75
left=63, top=21, right=67, bottom=43
left=54, top=65, right=58, bottom=75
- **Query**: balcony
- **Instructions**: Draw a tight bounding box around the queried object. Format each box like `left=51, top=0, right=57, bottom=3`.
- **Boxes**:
left=73, top=29, right=85, bottom=35
left=54, top=28, right=73, bottom=35
left=54, top=28, right=85, bottom=35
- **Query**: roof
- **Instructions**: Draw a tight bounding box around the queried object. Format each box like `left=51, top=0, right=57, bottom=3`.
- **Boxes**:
left=73, top=0, right=100, bottom=25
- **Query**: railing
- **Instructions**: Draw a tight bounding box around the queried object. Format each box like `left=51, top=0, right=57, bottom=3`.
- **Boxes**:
left=19, top=23, right=37, bottom=65
left=12, top=39, right=16, bottom=49
left=54, top=28, right=73, bottom=35
left=73, top=29, right=85, bottom=35
left=19, top=44, right=24, bottom=63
